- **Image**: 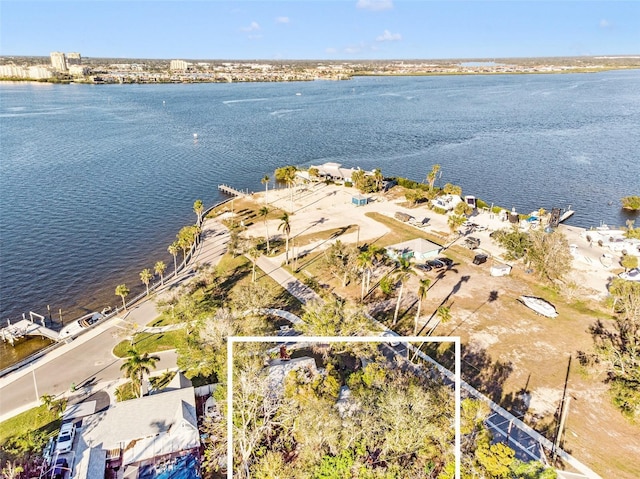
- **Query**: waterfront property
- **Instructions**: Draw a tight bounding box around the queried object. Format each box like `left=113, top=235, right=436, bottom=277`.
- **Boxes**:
left=73, top=387, right=200, bottom=479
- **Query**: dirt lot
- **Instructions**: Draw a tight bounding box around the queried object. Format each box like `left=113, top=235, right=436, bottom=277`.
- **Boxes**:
left=237, top=182, right=639, bottom=478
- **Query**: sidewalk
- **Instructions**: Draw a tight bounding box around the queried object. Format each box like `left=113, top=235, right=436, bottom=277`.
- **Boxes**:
left=0, top=216, right=230, bottom=421
left=256, top=254, right=320, bottom=304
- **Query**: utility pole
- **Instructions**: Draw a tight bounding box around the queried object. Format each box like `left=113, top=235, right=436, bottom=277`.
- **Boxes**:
left=552, top=355, right=572, bottom=461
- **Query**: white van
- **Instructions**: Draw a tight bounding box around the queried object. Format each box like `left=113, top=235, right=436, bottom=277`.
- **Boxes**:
left=55, top=422, right=76, bottom=453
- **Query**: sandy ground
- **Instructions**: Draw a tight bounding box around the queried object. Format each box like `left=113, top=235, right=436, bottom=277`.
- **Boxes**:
left=247, top=182, right=622, bottom=300
left=242, top=182, right=640, bottom=478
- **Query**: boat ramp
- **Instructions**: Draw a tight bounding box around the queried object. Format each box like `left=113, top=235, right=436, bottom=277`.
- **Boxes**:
left=0, top=312, right=60, bottom=346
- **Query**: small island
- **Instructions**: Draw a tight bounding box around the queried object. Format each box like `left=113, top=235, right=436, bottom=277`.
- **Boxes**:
left=621, top=195, right=640, bottom=210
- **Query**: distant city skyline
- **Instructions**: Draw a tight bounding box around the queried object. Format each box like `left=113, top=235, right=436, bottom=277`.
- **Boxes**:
left=1, top=1, right=639, bottom=60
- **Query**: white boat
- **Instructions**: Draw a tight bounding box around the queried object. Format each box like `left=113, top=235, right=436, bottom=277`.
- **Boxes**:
left=619, top=268, right=640, bottom=282
left=518, top=296, right=558, bottom=318
left=59, top=312, right=104, bottom=339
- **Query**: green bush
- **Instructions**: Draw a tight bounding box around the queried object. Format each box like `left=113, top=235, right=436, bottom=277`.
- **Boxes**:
left=394, top=177, right=430, bottom=191
left=313, top=450, right=355, bottom=479
left=432, top=206, right=447, bottom=215
left=610, top=378, right=640, bottom=421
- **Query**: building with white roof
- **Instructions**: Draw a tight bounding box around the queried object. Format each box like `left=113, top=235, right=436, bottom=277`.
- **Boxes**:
left=73, top=386, right=200, bottom=479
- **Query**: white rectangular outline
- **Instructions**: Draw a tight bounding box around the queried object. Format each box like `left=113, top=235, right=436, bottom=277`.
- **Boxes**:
left=227, top=336, right=460, bottom=479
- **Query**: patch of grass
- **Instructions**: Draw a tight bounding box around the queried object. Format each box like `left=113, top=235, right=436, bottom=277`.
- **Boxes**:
left=293, top=224, right=358, bottom=245
left=216, top=253, right=250, bottom=276
left=364, top=212, right=445, bottom=247
left=0, top=403, right=64, bottom=460
left=113, top=330, right=187, bottom=358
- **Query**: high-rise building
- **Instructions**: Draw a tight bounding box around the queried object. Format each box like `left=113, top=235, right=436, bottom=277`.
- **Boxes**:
left=170, top=59, right=189, bottom=71
left=50, top=52, right=67, bottom=71
left=67, top=52, right=82, bottom=65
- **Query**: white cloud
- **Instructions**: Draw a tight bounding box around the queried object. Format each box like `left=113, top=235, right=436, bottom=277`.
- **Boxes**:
left=325, top=47, right=337, bottom=54
left=599, top=19, right=612, bottom=29
left=356, top=0, right=394, bottom=11
left=376, top=29, right=401, bottom=42
left=241, top=21, right=261, bottom=32
left=276, top=16, right=290, bottom=24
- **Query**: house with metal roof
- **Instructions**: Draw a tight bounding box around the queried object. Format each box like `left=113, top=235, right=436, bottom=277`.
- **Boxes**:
left=309, top=162, right=374, bottom=183
left=385, top=238, right=443, bottom=262
left=73, top=386, right=200, bottom=479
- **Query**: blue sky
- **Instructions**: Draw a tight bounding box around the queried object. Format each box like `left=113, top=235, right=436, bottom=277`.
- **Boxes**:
left=1, top=1, right=638, bottom=60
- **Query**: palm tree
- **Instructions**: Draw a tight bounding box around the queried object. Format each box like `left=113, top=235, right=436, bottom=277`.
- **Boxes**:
left=392, top=257, right=414, bottom=326
left=247, top=247, right=260, bottom=282
left=154, top=260, right=167, bottom=285
left=284, top=168, right=297, bottom=212
left=120, top=347, right=160, bottom=398
left=177, top=226, right=196, bottom=262
left=115, top=283, right=130, bottom=311
left=259, top=206, right=271, bottom=254
left=140, top=268, right=153, bottom=296
left=168, top=241, right=179, bottom=277
left=415, top=278, right=431, bottom=334
left=426, top=164, right=441, bottom=192
left=357, top=250, right=374, bottom=301
left=373, top=168, right=384, bottom=191
left=193, top=199, right=204, bottom=225
left=1, top=460, right=23, bottom=479
left=437, top=305, right=451, bottom=324
left=261, top=175, right=270, bottom=205
left=448, top=214, right=467, bottom=238
left=40, top=394, right=63, bottom=417
left=278, top=212, right=291, bottom=265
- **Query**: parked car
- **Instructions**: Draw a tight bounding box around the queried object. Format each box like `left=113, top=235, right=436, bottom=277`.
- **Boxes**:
left=425, top=259, right=446, bottom=269
left=55, top=422, right=76, bottom=453
left=464, top=237, right=481, bottom=249
left=53, top=457, right=69, bottom=479
left=473, top=254, right=488, bottom=265
left=415, top=263, right=432, bottom=272
left=436, top=257, right=454, bottom=267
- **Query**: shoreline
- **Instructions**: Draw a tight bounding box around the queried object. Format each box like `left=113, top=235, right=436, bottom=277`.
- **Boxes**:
left=2, top=65, right=639, bottom=86
left=2, top=178, right=631, bottom=370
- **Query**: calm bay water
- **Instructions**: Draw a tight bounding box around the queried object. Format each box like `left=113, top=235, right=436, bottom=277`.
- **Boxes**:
left=1, top=71, right=639, bottom=359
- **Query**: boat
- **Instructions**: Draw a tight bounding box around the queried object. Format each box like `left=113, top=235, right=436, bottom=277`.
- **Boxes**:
left=619, top=268, right=640, bottom=282
left=518, top=296, right=558, bottom=318
left=59, top=311, right=104, bottom=339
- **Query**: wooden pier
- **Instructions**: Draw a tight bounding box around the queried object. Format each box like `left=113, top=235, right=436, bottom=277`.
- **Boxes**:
left=1, top=312, right=60, bottom=345
left=218, top=184, right=248, bottom=197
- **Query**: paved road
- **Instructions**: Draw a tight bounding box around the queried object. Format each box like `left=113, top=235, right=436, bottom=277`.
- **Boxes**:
left=0, top=217, right=229, bottom=421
